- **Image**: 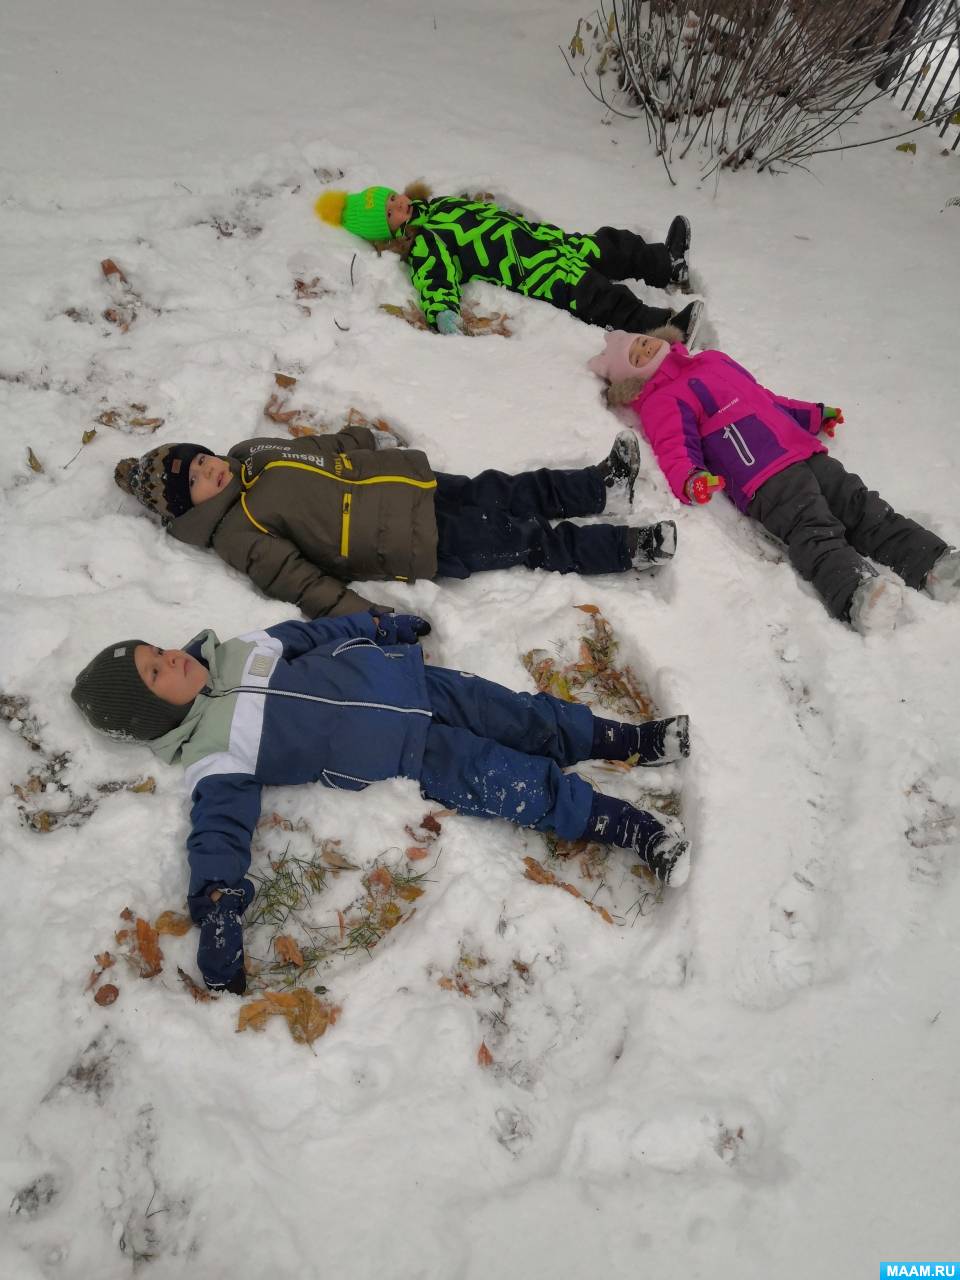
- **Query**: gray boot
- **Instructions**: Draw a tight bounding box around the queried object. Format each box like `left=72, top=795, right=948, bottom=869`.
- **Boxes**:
left=924, top=548, right=960, bottom=603
left=849, top=575, right=904, bottom=634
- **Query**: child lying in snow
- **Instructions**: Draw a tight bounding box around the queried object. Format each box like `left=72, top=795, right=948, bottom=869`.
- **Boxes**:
left=314, top=181, right=703, bottom=343
left=114, top=427, right=677, bottom=619
left=587, top=329, right=960, bottom=633
left=71, top=612, right=692, bottom=991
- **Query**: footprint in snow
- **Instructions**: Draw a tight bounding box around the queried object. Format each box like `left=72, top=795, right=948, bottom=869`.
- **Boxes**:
left=561, top=1099, right=763, bottom=1177
left=732, top=870, right=830, bottom=1009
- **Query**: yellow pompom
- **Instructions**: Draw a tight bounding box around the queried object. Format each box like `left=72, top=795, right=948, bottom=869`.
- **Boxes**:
left=314, top=190, right=347, bottom=226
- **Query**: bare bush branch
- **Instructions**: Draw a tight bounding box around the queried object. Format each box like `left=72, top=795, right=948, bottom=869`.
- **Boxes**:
left=567, top=0, right=960, bottom=172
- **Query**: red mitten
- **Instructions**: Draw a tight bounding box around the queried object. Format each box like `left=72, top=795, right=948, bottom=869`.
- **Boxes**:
left=822, top=406, right=844, bottom=439
left=685, top=471, right=726, bottom=505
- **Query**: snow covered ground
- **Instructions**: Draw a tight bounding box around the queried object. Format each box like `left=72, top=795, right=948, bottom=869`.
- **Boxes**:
left=2, top=1, right=959, bottom=1276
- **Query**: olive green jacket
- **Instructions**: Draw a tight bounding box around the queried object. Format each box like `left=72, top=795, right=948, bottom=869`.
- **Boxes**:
left=167, top=427, right=439, bottom=617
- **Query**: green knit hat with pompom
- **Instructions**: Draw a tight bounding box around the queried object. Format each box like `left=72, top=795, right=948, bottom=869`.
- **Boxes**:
left=314, top=186, right=396, bottom=242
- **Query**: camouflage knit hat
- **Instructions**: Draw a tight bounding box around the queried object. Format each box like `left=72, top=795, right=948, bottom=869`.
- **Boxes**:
left=314, top=186, right=396, bottom=243
left=71, top=640, right=193, bottom=742
left=114, top=443, right=214, bottom=522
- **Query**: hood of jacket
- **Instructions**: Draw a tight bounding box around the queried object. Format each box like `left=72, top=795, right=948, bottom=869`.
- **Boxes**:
left=635, top=343, right=696, bottom=400
left=167, top=460, right=242, bottom=549
left=149, top=629, right=222, bottom=765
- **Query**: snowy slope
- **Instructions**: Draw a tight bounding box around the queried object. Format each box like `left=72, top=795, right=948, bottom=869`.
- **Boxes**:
left=2, top=2, right=959, bottom=1277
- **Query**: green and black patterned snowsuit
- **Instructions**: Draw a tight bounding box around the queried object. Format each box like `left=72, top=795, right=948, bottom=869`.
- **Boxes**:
left=400, top=197, right=674, bottom=333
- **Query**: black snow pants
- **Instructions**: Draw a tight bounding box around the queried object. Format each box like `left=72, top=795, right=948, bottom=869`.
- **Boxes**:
left=565, top=227, right=675, bottom=333
left=748, top=454, right=947, bottom=619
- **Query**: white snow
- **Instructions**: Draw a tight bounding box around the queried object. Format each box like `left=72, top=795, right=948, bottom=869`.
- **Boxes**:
left=2, top=1, right=959, bottom=1276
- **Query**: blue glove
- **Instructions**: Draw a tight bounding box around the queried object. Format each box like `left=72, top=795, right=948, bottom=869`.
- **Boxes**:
left=371, top=611, right=432, bottom=646
left=191, top=879, right=255, bottom=992
left=436, top=309, right=464, bottom=335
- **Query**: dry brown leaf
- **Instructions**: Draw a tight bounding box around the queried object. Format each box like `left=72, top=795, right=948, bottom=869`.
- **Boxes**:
left=406, top=846, right=429, bottom=861
left=320, top=845, right=358, bottom=873
left=378, top=901, right=402, bottom=930
left=31, top=811, right=53, bottom=832
left=274, top=373, right=298, bottom=388
left=177, top=967, right=212, bottom=1002
left=96, top=407, right=162, bottom=434
left=344, top=407, right=392, bottom=431
left=368, top=867, right=393, bottom=892
left=337, top=910, right=346, bottom=940
left=421, top=813, right=442, bottom=835
left=26, top=448, right=44, bottom=474
left=293, top=277, right=326, bottom=300
left=523, top=856, right=557, bottom=886
left=274, top=935, right=304, bottom=967
left=288, top=424, right=319, bottom=437
left=237, top=990, right=340, bottom=1046
left=575, top=603, right=600, bottom=614
left=81, top=428, right=97, bottom=445
left=115, top=928, right=131, bottom=945
left=523, top=857, right=613, bottom=924
left=135, top=917, right=163, bottom=978
left=119, top=907, right=135, bottom=921
left=85, top=969, right=100, bottom=992
left=396, top=883, right=424, bottom=903
left=100, top=259, right=127, bottom=282
left=477, top=1040, right=494, bottom=1068
left=598, top=758, right=633, bottom=773
left=95, top=984, right=119, bottom=1006
left=438, top=976, right=455, bottom=990
left=128, top=776, right=156, bottom=794
left=95, top=952, right=115, bottom=969
left=154, top=910, right=191, bottom=937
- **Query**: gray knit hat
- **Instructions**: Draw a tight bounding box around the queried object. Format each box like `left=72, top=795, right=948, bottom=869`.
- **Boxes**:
left=71, top=640, right=192, bottom=741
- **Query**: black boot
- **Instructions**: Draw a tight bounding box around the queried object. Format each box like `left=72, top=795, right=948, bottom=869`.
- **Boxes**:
left=627, top=521, right=677, bottom=568
left=582, top=793, right=691, bottom=886
left=596, top=429, right=642, bottom=504
left=669, top=299, right=703, bottom=347
left=591, top=714, right=690, bottom=766
left=665, top=214, right=691, bottom=288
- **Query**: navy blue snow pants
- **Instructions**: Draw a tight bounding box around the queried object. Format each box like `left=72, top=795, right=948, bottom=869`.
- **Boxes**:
left=433, top=465, right=633, bottom=578
left=418, top=666, right=596, bottom=839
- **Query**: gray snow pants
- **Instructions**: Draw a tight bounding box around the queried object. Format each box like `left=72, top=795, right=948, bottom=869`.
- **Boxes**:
left=747, top=454, right=947, bottom=619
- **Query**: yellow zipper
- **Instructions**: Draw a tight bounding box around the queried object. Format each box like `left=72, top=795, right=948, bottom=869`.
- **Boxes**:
left=340, top=492, right=351, bottom=557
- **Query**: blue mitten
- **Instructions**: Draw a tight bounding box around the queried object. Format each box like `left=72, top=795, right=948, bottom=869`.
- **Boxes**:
left=192, top=879, right=255, bottom=993
left=436, top=309, right=464, bottom=335
left=372, top=611, right=432, bottom=646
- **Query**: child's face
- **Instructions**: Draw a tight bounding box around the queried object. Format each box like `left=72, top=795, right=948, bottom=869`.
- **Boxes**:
left=134, top=645, right=209, bottom=705
left=629, top=336, right=668, bottom=368
left=386, top=193, right=412, bottom=233
left=189, top=453, right=231, bottom=505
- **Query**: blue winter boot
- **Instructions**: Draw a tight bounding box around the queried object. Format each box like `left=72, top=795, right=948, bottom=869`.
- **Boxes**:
left=583, top=793, right=690, bottom=886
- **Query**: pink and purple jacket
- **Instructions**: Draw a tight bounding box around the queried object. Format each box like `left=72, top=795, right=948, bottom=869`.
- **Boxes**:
left=628, top=345, right=827, bottom=512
